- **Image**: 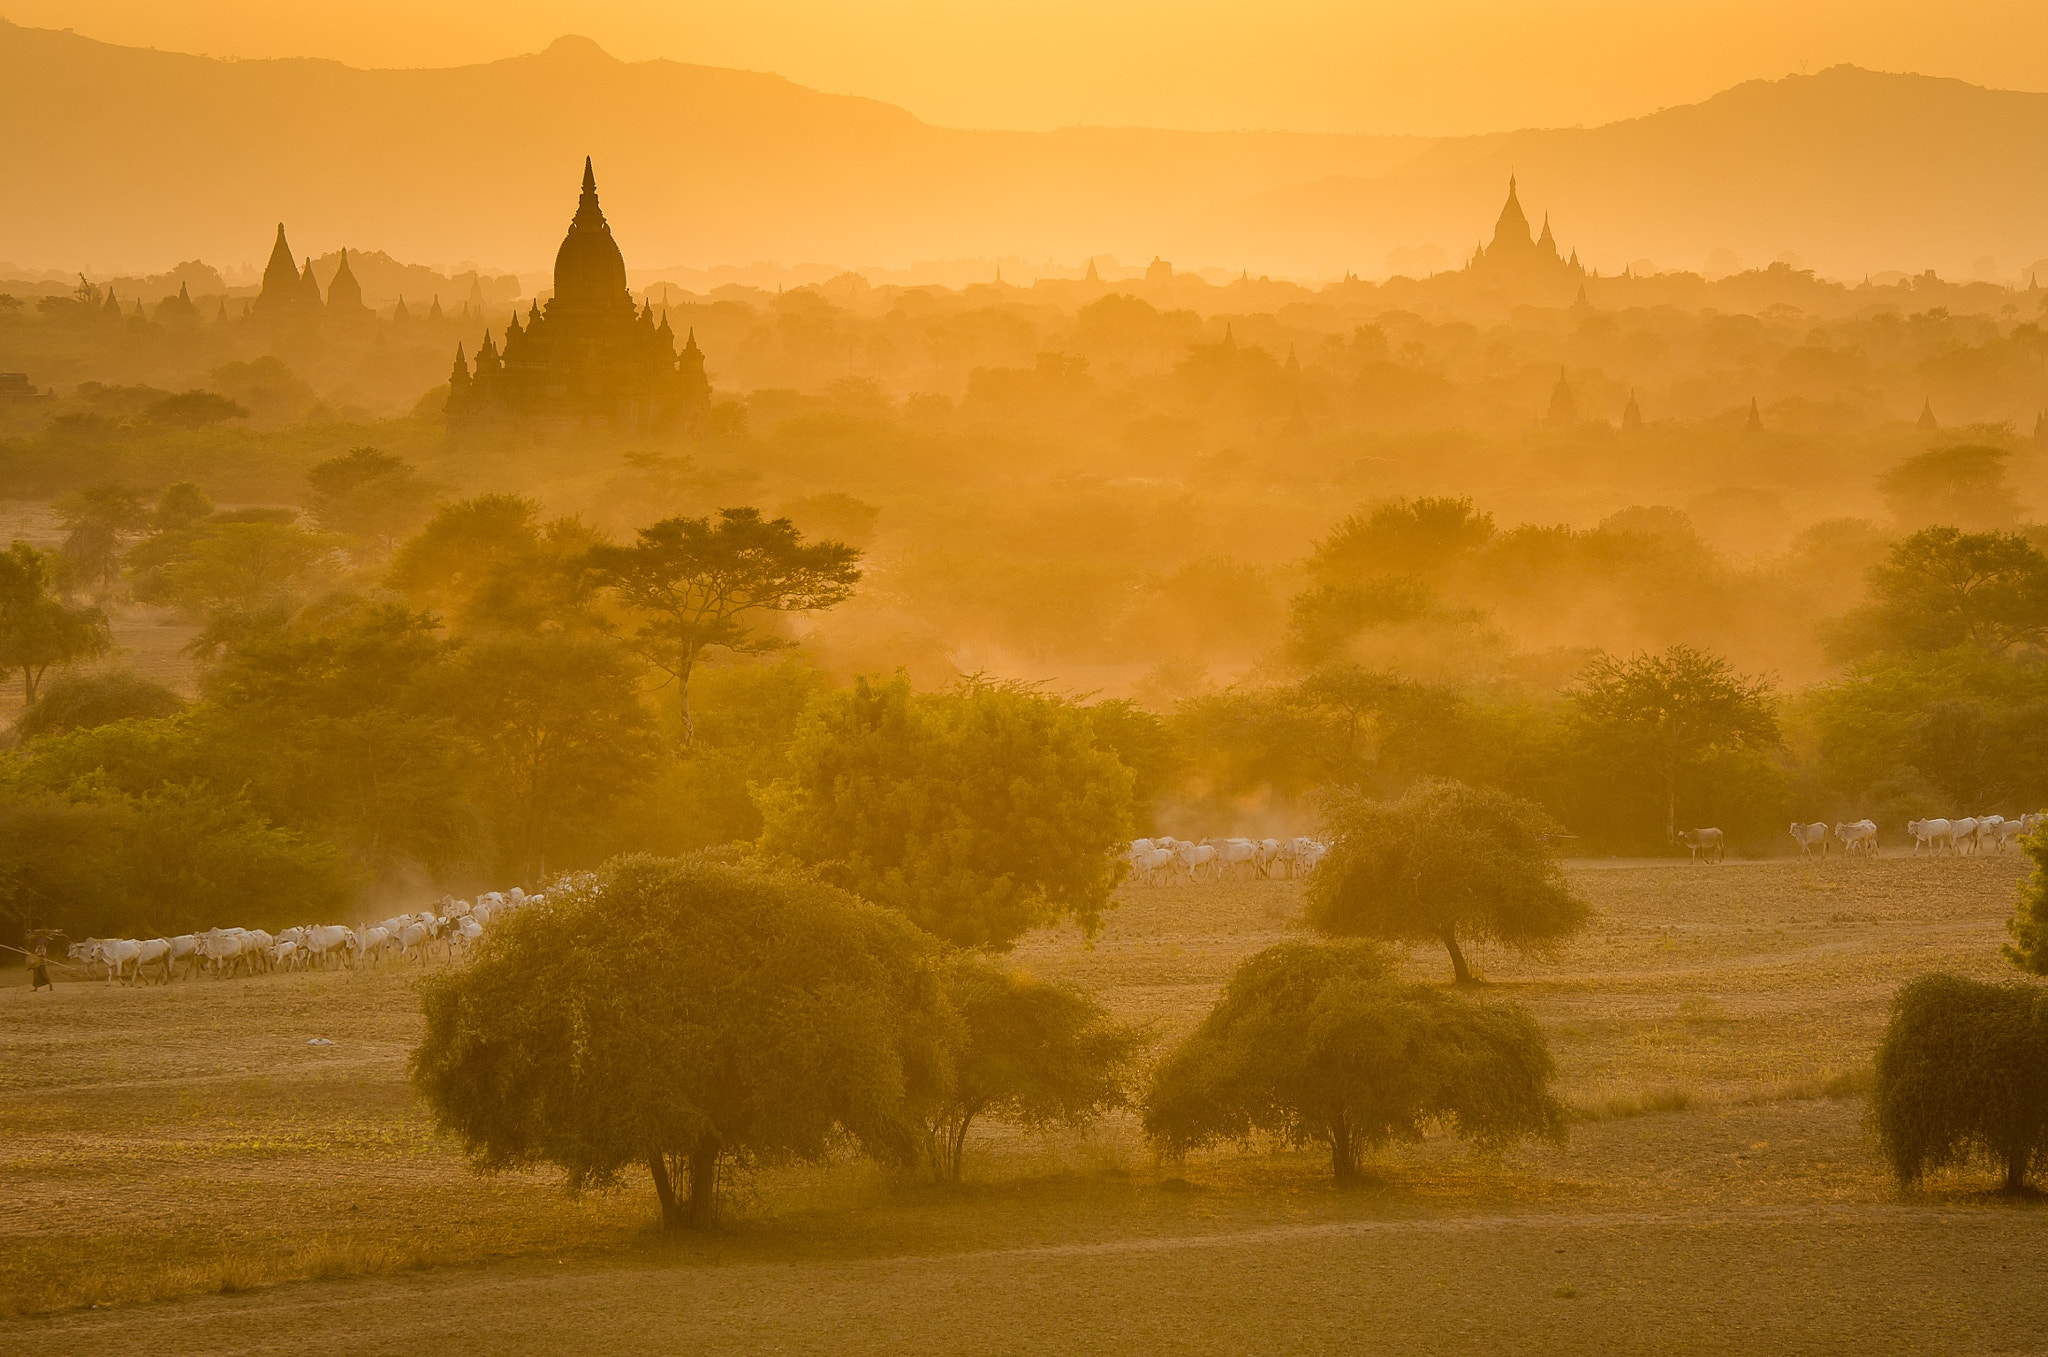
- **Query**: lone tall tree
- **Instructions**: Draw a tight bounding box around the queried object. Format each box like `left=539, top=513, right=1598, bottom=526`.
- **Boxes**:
left=1568, top=644, right=1779, bottom=842
left=588, top=508, right=861, bottom=743
left=0, top=543, right=111, bottom=703
left=1305, top=779, right=1588, bottom=984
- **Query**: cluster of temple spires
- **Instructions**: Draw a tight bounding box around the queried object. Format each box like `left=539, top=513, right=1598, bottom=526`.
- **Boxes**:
left=255, top=224, right=466, bottom=323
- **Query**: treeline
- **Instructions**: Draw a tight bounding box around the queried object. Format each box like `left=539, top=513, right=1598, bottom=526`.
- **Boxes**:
left=9, top=450, right=2048, bottom=941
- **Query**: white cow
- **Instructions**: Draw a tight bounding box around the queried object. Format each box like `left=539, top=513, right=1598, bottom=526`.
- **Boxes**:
left=1991, top=818, right=2027, bottom=851
left=1175, top=840, right=1219, bottom=882
left=1214, top=838, right=1260, bottom=880
left=1833, top=820, right=1877, bottom=855
left=1907, top=819, right=1953, bottom=855
left=1677, top=828, right=1725, bottom=864
left=91, top=938, right=144, bottom=985
left=1788, top=822, right=1829, bottom=858
left=1130, top=847, right=1175, bottom=885
left=1949, top=817, right=1982, bottom=855
left=301, top=925, right=355, bottom=968
left=134, top=937, right=173, bottom=983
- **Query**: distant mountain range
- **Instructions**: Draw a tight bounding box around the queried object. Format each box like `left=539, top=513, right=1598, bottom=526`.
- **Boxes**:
left=1, top=21, right=2044, bottom=282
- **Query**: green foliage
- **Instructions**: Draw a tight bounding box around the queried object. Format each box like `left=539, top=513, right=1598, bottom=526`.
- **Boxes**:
left=761, top=675, right=1134, bottom=949
left=1806, top=647, right=2048, bottom=814
left=1873, top=973, right=2048, bottom=1191
left=1143, top=942, right=1566, bottom=1180
left=135, top=519, right=341, bottom=651
left=439, top=634, right=659, bottom=880
left=1176, top=666, right=1487, bottom=801
left=54, top=482, right=151, bottom=592
left=386, top=495, right=605, bottom=635
left=924, top=956, right=1143, bottom=1182
left=1829, top=527, right=2048, bottom=660
left=0, top=780, right=360, bottom=940
left=0, top=542, right=111, bottom=702
left=613, top=659, right=832, bottom=854
left=1306, top=497, right=1496, bottom=582
left=14, top=670, right=183, bottom=741
left=587, top=507, right=861, bottom=740
left=1565, top=644, right=1780, bottom=842
left=2005, top=830, right=2048, bottom=976
left=1878, top=445, right=2020, bottom=531
left=304, top=447, right=441, bottom=549
left=412, top=854, right=950, bottom=1228
left=1305, top=779, right=1588, bottom=983
left=194, top=602, right=479, bottom=878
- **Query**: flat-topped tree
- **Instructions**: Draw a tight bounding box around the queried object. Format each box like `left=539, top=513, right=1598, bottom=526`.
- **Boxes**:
left=587, top=508, right=861, bottom=744
left=1305, top=779, right=1588, bottom=984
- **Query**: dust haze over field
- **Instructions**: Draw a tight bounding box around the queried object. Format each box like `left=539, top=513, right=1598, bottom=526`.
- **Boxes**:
left=6, top=3, right=2048, bottom=1352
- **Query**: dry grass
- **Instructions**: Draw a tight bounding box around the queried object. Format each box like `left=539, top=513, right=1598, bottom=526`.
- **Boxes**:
left=0, top=850, right=2035, bottom=1324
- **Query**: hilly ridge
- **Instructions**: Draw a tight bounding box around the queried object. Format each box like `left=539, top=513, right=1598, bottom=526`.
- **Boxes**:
left=2, top=22, right=2046, bottom=280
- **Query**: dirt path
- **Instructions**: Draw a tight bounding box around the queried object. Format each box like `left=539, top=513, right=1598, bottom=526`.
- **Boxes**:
left=20, top=1201, right=2048, bottom=1357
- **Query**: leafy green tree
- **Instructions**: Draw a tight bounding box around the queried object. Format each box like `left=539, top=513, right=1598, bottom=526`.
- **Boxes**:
left=1830, top=528, right=2048, bottom=660
left=1144, top=942, right=1566, bottom=1180
left=148, top=520, right=340, bottom=652
left=142, top=390, right=247, bottom=430
left=0, top=543, right=111, bottom=702
left=305, top=447, right=442, bottom=550
left=1306, top=780, right=1588, bottom=984
left=387, top=495, right=604, bottom=634
left=413, top=855, right=950, bottom=1228
left=1874, top=973, right=2048, bottom=1192
left=2004, top=829, right=2048, bottom=976
left=440, top=634, right=660, bottom=880
left=760, top=675, right=1134, bottom=949
left=924, top=956, right=1142, bottom=1182
left=150, top=482, right=214, bottom=532
left=1877, top=446, right=2021, bottom=531
left=197, top=603, right=477, bottom=878
left=54, top=482, right=150, bottom=594
left=15, top=671, right=183, bottom=741
left=587, top=508, right=861, bottom=742
left=1566, top=644, right=1780, bottom=843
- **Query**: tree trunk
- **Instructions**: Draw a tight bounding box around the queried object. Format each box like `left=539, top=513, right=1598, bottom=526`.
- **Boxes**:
left=2007, top=1151, right=2029, bottom=1194
left=677, top=652, right=697, bottom=748
left=1664, top=767, right=1677, bottom=845
left=684, top=1135, right=721, bottom=1226
left=1330, top=1115, right=1357, bottom=1180
left=1440, top=924, right=1474, bottom=984
left=647, top=1151, right=685, bottom=1229
left=947, top=1112, right=976, bottom=1184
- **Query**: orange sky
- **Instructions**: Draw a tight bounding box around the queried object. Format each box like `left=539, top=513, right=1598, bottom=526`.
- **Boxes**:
left=11, top=0, right=2048, bottom=134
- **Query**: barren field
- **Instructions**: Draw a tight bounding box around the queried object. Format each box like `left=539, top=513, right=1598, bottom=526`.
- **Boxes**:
left=6, top=852, right=2047, bottom=1356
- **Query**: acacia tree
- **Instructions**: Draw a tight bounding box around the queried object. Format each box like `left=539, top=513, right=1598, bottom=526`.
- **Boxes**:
left=759, top=675, right=1134, bottom=949
left=0, top=543, right=111, bottom=702
left=1306, top=779, right=1588, bottom=984
left=587, top=508, right=861, bottom=743
left=413, top=855, right=950, bottom=1228
left=924, top=956, right=1143, bottom=1182
left=1568, top=643, right=1780, bottom=843
left=1144, top=942, right=1565, bottom=1180
left=1874, top=973, right=2048, bottom=1193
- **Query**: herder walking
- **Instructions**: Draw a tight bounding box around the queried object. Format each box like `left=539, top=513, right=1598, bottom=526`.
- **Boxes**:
left=28, top=938, right=53, bottom=992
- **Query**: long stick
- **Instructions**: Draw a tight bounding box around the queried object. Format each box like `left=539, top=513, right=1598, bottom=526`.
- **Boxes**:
left=0, top=940, right=86, bottom=972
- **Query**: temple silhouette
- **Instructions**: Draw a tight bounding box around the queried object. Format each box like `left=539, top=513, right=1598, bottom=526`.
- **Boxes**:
left=1465, top=177, right=1584, bottom=289
left=444, top=159, right=711, bottom=432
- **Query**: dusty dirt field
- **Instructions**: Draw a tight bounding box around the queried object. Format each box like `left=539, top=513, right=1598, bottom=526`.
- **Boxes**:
left=5, top=852, right=2046, bottom=1356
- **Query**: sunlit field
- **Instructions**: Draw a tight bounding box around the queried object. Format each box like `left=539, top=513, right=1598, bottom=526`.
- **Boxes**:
left=9, top=851, right=2045, bottom=1354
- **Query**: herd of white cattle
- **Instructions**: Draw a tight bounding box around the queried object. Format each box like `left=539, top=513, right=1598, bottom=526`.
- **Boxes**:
left=62, top=888, right=542, bottom=986
left=1124, top=835, right=1331, bottom=884
left=1777, top=813, right=2044, bottom=861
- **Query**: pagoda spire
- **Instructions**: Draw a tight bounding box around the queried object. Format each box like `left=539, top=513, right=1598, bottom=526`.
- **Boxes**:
left=259, top=223, right=300, bottom=311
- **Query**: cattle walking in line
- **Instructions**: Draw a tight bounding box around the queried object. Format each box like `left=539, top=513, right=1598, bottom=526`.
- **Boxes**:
left=1123, top=835, right=1333, bottom=886
left=1833, top=820, right=1878, bottom=855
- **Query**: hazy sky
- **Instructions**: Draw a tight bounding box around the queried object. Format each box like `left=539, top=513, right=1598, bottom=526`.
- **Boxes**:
left=11, top=0, right=2048, bottom=135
